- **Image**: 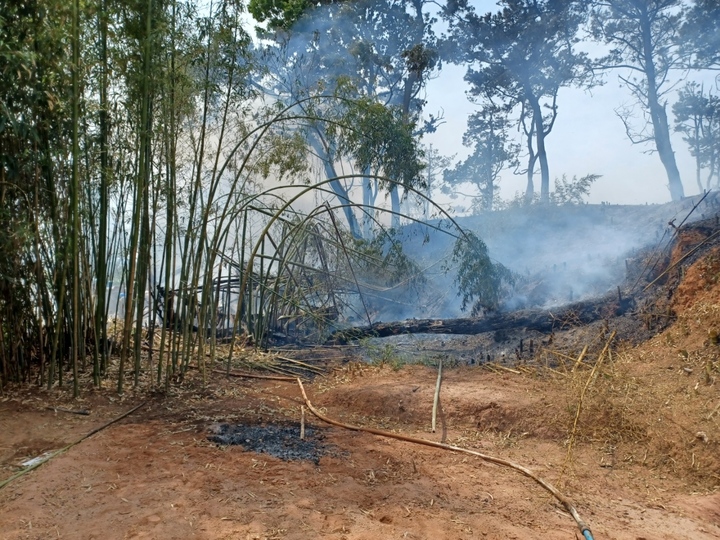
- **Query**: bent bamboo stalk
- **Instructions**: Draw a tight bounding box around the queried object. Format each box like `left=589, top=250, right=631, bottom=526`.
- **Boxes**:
left=296, top=378, right=594, bottom=539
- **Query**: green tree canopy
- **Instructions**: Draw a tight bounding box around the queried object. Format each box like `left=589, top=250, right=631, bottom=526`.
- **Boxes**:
left=443, top=104, right=519, bottom=213
left=250, top=1, right=438, bottom=236
left=444, top=0, right=592, bottom=204
left=673, top=82, right=720, bottom=191
left=681, top=0, right=720, bottom=69
left=451, top=231, right=514, bottom=316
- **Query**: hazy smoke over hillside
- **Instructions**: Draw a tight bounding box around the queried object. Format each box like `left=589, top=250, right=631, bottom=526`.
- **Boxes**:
left=374, top=196, right=717, bottom=321
left=250, top=0, right=720, bottom=324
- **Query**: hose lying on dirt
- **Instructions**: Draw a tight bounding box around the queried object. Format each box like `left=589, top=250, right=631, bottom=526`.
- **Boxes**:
left=296, top=379, right=596, bottom=540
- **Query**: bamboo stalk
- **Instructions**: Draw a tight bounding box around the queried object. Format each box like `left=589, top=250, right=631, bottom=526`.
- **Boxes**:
left=211, top=369, right=295, bottom=381
left=94, top=0, right=110, bottom=387
left=70, top=0, right=81, bottom=399
left=431, top=358, right=442, bottom=433
left=571, top=345, right=589, bottom=372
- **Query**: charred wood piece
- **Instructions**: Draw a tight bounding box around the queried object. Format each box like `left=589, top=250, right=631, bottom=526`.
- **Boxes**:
left=326, top=292, right=636, bottom=344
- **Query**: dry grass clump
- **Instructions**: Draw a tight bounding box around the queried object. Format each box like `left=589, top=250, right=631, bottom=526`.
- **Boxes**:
left=559, top=337, right=647, bottom=474
left=556, top=335, right=719, bottom=489
left=566, top=350, right=648, bottom=446
left=550, top=243, right=720, bottom=489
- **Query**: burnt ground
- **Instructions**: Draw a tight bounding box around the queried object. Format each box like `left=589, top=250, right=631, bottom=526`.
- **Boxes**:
left=208, top=423, right=341, bottom=465
left=1, top=203, right=720, bottom=539
left=349, top=205, right=720, bottom=370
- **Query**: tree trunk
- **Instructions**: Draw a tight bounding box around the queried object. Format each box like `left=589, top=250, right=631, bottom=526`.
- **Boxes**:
left=692, top=117, right=703, bottom=193
left=390, top=186, right=401, bottom=228
left=326, top=291, right=635, bottom=344
left=640, top=8, right=684, bottom=201
left=537, top=137, right=550, bottom=204
left=361, top=166, right=375, bottom=239
left=529, top=95, right=550, bottom=204
left=650, top=99, right=685, bottom=200
left=397, top=52, right=420, bottom=227
left=330, top=178, right=361, bottom=238
left=525, top=167, right=535, bottom=203
left=308, top=135, right=362, bottom=238
left=480, top=150, right=494, bottom=211
left=522, top=109, right=537, bottom=203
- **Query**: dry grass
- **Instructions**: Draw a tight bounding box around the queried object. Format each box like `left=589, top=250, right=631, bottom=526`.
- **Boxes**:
left=549, top=322, right=719, bottom=490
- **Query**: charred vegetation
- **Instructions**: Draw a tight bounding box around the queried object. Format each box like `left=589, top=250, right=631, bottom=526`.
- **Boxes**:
left=327, top=196, right=720, bottom=367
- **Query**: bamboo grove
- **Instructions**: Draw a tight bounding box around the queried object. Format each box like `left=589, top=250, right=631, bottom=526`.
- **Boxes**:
left=1, top=0, right=489, bottom=395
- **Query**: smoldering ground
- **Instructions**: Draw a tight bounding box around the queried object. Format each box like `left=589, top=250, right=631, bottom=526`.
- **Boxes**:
left=372, top=195, right=719, bottom=322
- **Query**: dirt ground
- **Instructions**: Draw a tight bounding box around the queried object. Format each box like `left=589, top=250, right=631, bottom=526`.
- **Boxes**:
left=2, top=223, right=720, bottom=539
left=1, top=351, right=718, bottom=540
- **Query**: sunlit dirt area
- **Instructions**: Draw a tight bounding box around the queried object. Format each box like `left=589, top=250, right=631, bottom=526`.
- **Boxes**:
left=2, top=213, right=720, bottom=540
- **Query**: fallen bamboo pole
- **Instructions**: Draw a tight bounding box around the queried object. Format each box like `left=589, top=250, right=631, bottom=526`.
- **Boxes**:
left=212, top=369, right=296, bottom=381
left=273, top=355, right=326, bottom=374
left=0, top=402, right=146, bottom=491
left=296, top=379, right=594, bottom=540
left=487, top=363, right=522, bottom=375
left=544, top=349, right=578, bottom=363
left=46, top=406, right=90, bottom=416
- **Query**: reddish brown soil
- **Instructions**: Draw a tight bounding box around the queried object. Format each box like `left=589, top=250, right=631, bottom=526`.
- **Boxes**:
left=2, top=246, right=720, bottom=539
left=1, top=356, right=718, bottom=540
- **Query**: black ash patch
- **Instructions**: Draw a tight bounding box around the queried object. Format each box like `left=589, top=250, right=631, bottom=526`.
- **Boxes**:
left=208, top=423, right=337, bottom=464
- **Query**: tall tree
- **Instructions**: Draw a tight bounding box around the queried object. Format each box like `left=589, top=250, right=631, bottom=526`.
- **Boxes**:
left=443, top=103, right=519, bottom=212
left=673, top=82, right=720, bottom=191
left=444, top=0, right=591, bottom=203
left=419, top=144, right=452, bottom=219
left=592, top=0, right=686, bottom=201
left=251, top=0, right=438, bottom=236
